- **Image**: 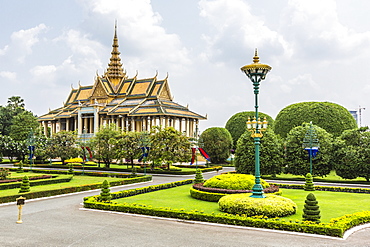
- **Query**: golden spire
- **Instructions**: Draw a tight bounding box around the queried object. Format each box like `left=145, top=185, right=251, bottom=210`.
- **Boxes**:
left=106, top=21, right=126, bottom=86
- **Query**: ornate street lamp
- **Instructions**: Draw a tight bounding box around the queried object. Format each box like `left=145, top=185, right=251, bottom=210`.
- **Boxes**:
left=241, top=49, right=272, bottom=198
left=303, top=121, right=319, bottom=175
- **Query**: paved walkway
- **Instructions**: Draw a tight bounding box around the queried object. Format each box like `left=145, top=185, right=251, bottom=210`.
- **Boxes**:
left=1, top=167, right=370, bottom=246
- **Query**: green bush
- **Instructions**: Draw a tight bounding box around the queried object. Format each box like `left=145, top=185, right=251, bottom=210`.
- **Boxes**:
left=218, top=194, right=297, bottom=217
left=285, top=123, right=333, bottom=177
left=194, top=169, right=204, bottom=184
left=199, top=127, right=233, bottom=164
left=189, top=187, right=226, bottom=202
left=302, top=193, right=321, bottom=223
left=99, top=180, right=112, bottom=202
left=235, top=128, right=283, bottom=176
left=225, top=111, right=274, bottom=148
left=274, top=102, right=357, bottom=138
left=19, top=176, right=30, bottom=193
left=203, top=173, right=269, bottom=190
left=304, top=173, right=315, bottom=191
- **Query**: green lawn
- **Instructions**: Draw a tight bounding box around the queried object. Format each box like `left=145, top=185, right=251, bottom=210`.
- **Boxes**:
left=1, top=173, right=125, bottom=197
left=114, top=184, right=370, bottom=223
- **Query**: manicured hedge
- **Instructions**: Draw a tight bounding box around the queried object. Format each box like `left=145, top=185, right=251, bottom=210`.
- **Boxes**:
left=8, top=168, right=133, bottom=178
left=0, top=175, right=152, bottom=204
left=219, top=194, right=297, bottom=217
left=271, top=183, right=370, bottom=194
left=83, top=180, right=356, bottom=237
left=203, top=173, right=269, bottom=190
left=0, top=175, right=73, bottom=190
left=20, top=164, right=222, bottom=175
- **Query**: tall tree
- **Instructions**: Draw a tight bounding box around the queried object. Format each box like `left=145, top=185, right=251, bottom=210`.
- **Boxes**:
left=333, top=127, right=370, bottom=181
left=115, top=131, right=143, bottom=168
left=0, top=96, right=28, bottom=136
left=90, top=124, right=120, bottom=168
left=9, top=111, right=39, bottom=142
left=235, top=128, right=283, bottom=177
left=285, top=123, right=333, bottom=177
left=149, top=126, right=191, bottom=169
left=45, top=131, right=79, bottom=164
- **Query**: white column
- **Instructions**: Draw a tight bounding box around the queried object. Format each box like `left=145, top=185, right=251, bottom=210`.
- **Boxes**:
left=78, top=109, right=82, bottom=135
left=94, top=108, right=99, bottom=133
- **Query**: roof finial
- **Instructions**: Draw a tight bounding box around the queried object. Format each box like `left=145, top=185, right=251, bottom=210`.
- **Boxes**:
left=253, top=48, right=260, bottom=63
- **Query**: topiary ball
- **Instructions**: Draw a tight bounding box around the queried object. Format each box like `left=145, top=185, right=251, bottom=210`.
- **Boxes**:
left=203, top=173, right=269, bottom=190
left=219, top=194, right=297, bottom=217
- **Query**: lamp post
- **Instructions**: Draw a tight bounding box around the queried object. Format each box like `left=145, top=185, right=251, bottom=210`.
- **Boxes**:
left=303, top=122, right=319, bottom=175
left=241, top=49, right=272, bottom=198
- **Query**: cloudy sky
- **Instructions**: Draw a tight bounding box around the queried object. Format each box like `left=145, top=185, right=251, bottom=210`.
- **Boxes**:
left=1, top=0, right=369, bottom=131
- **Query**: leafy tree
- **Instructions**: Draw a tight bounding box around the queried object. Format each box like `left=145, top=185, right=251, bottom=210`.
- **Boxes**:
left=0, top=96, right=27, bottom=136
left=199, top=127, right=233, bottom=164
left=0, top=135, right=28, bottom=162
left=225, top=111, right=274, bottom=148
left=302, top=193, right=321, bottom=223
left=9, top=111, right=39, bottom=142
left=274, top=102, right=357, bottom=138
left=149, top=126, right=191, bottom=169
left=285, top=123, right=333, bottom=177
left=90, top=124, right=120, bottom=168
left=45, top=131, right=79, bottom=164
left=333, top=128, right=370, bottom=181
left=115, top=131, right=143, bottom=168
left=234, top=128, right=283, bottom=177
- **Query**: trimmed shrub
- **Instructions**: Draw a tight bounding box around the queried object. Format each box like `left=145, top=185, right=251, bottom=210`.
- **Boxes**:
left=203, top=173, right=269, bottom=190
left=304, top=173, right=315, bottom=191
left=218, top=194, right=297, bottom=217
left=0, top=168, right=10, bottom=180
left=302, top=193, right=321, bottom=223
left=199, top=127, right=233, bottom=164
left=194, top=169, right=204, bottom=184
left=274, top=101, right=357, bottom=138
left=17, top=161, right=24, bottom=173
left=19, top=176, right=30, bottom=193
left=285, top=123, right=333, bottom=177
left=99, top=180, right=112, bottom=202
left=225, top=111, right=274, bottom=148
left=235, top=128, right=283, bottom=176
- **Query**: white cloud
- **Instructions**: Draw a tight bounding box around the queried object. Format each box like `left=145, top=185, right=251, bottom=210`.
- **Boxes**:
left=282, top=0, right=370, bottom=62
left=0, top=71, right=16, bottom=80
left=29, top=65, right=57, bottom=77
left=81, top=0, right=191, bottom=76
left=0, top=45, right=8, bottom=55
left=198, top=0, right=291, bottom=66
left=10, top=24, right=47, bottom=63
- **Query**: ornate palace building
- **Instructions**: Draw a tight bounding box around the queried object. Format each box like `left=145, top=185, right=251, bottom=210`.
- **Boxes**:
left=38, top=26, right=206, bottom=138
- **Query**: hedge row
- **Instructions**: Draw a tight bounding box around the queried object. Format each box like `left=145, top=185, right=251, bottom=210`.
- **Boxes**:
left=0, top=175, right=152, bottom=204
left=0, top=175, right=53, bottom=184
left=17, top=164, right=222, bottom=175
left=83, top=180, right=355, bottom=237
left=8, top=168, right=133, bottom=178
left=0, top=175, right=73, bottom=190
left=193, top=183, right=280, bottom=194
left=272, top=183, right=370, bottom=194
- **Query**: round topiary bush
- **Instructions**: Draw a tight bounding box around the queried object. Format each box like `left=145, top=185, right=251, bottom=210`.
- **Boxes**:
left=225, top=111, right=274, bottom=148
left=203, top=173, right=269, bottom=190
left=219, top=194, right=297, bottom=217
left=274, top=101, right=357, bottom=138
left=199, top=127, right=233, bottom=164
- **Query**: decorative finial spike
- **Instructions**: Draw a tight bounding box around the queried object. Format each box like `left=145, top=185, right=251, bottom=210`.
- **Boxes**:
left=253, top=48, right=260, bottom=63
